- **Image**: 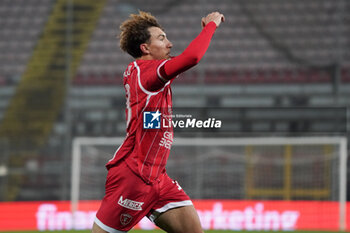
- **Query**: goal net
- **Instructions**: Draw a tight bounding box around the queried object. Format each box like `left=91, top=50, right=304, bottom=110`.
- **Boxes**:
left=71, top=136, right=347, bottom=230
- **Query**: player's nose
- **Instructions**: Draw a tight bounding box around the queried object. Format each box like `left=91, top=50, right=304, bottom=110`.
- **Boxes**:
left=167, top=40, right=173, bottom=48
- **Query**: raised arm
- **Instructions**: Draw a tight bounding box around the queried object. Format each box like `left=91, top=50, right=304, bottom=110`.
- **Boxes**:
left=158, top=12, right=225, bottom=80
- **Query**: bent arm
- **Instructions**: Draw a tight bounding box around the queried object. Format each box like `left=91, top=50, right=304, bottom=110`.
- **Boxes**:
left=158, top=22, right=217, bottom=80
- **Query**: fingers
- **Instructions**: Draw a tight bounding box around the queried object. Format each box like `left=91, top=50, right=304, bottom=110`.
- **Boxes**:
left=221, top=14, right=225, bottom=23
left=202, top=12, right=225, bottom=28
left=201, top=17, right=206, bottom=28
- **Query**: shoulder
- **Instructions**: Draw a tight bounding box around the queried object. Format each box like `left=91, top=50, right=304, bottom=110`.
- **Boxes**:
left=136, top=59, right=168, bottom=71
left=136, top=59, right=170, bottom=83
left=134, top=59, right=171, bottom=92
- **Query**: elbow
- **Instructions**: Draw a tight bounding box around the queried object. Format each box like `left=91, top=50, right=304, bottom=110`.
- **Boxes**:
left=191, top=55, right=201, bottom=65
left=185, top=54, right=201, bottom=66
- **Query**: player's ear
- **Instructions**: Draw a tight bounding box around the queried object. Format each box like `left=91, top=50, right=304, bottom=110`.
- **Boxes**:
left=140, top=43, right=150, bottom=55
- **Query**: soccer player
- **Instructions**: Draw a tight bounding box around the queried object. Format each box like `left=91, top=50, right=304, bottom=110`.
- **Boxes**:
left=92, top=11, right=224, bottom=233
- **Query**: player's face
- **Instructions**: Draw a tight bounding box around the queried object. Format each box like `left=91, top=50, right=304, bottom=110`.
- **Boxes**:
left=146, top=27, right=173, bottom=60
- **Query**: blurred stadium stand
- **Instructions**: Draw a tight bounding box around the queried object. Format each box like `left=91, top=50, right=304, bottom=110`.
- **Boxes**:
left=0, top=0, right=349, bottom=201
left=0, top=0, right=54, bottom=83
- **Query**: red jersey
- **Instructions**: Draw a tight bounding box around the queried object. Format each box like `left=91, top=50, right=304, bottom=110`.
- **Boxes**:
left=106, top=22, right=217, bottom=183
left=107, top=59, right=174, bottom=183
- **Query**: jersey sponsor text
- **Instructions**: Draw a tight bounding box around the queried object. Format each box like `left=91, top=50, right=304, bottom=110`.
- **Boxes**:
left=118, top=196, right=144, bottom=211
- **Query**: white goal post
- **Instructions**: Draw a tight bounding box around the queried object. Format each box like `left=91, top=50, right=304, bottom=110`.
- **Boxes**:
left=71, top=136, right=347, bottom=230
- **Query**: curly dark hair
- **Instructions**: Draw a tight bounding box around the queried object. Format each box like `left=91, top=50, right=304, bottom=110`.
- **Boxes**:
left=119, top=11, right=163, bottom=58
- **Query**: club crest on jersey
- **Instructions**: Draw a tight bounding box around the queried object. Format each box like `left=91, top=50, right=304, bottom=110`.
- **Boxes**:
left=118, top=196, right=144, bottom=211
left=120, top=213, right=133, bottom=226
left=143, top=110, right=161, bottom=129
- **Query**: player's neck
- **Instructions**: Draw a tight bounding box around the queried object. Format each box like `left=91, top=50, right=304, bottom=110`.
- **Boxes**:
left=137, top=54, right=154, bottom=60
